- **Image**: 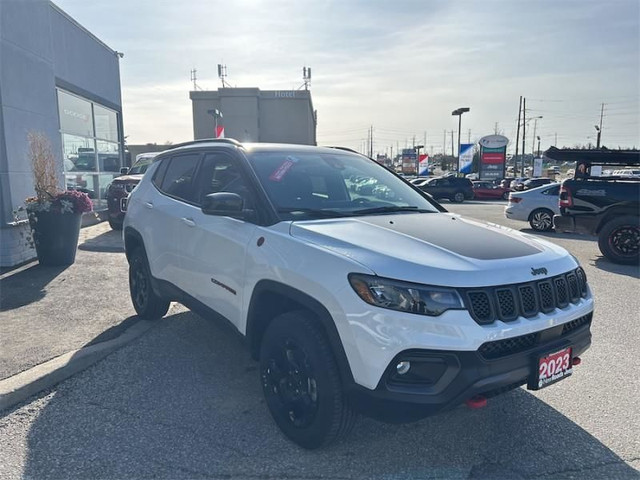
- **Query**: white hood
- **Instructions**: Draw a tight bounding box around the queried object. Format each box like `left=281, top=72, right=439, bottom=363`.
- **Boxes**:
left=289, top=212, right=576, bottom=288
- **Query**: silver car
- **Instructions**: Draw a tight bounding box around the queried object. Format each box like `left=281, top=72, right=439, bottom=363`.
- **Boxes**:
left=504, top=183, right=560, bottom=231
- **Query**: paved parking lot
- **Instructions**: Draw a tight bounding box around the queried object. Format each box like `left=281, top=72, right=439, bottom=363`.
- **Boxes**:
left=1, top=202, right=638, bottom=480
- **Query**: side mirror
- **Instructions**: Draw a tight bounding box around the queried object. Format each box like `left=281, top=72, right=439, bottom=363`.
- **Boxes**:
left=120, top=167, right=129, bottom=175
left=202, top=192, right=255, bottom=221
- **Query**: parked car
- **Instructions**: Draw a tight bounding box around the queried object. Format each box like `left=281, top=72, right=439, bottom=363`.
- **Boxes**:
left=504, top=183, right=561, bottom=231
left=472, top=181, right=511, bottom=200
left=550, top=148, right=640, bottom=264
left=500, top=177, right=515, bottom=189
left=465, top=173, right=479, bottom=180
left=409, top=177, right=430, bottom=188
left=105, top=152, right=158, bottom=230
left=511, top=177, right=530, bottom=191
left=523, top=177, right=555, bottom=190
left=419, top=176, right=474, bottom=202
left=124, top=139, right=592, bottom=449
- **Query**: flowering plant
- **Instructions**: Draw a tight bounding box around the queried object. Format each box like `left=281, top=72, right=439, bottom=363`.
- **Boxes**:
left=25, top=189, right=93, bottom=214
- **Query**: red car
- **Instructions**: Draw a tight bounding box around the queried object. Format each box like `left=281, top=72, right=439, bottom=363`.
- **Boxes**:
left=472, top=181, right=511, bottom=200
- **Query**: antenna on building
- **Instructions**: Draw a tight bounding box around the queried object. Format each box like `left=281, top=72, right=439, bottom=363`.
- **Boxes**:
left=190, top=68, right=201, bottom=91
left=299, top=66, right=312, bottom=90
left=218, top=63, right=231, bottom=88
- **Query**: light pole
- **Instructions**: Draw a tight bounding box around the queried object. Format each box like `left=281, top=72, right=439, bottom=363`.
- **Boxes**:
left=536, top=136, right=541, bottom=157
left=594, top=125, right=601, bottom=148
left=451, top=107, right=470, bottom=175
left=207, top=109, right=223, bottom=137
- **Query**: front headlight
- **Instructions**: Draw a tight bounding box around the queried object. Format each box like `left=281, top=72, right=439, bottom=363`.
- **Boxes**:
left=348, top=273, right=464, bottom=316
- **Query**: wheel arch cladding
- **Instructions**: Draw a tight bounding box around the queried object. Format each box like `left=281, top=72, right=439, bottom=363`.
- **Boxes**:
left=124, top=227, right=145, bottom=263
left=246, top=280, right=355, bottom=386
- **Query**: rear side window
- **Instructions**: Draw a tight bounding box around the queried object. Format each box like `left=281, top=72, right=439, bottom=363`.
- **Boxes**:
left=159, top=153, right=201, bottom=202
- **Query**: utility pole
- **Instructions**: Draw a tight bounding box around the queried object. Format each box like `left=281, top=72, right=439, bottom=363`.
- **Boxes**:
left=555, top=132, right=558, bottom=146
left=514, top=96, right=522, bottom=177
left=468, top=129, right=471, bottom=143
left=369, top=125, right=373, bottom=158
left=596, top=103, right=604, bottom=148
left=532, top=117, right=539, bottom=156
left=522, top=98, right=527, bottom=175
left=443, top=130, right=447, bottom=156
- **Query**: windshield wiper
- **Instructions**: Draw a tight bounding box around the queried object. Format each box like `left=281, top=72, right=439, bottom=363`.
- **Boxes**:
left=352, top=206, right=434, bottom=215
left=277, top=207, right=351, bottom=218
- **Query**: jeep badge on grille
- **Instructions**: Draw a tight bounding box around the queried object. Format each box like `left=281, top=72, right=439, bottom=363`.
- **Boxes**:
left=531, top=267, right=548, bottom=276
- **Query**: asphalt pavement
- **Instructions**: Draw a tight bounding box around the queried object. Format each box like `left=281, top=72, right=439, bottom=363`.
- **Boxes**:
left=0, top=204, right=638, bottom=479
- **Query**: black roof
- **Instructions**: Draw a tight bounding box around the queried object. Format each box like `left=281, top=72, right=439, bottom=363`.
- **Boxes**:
left=545, top=147, right=640, bottom=166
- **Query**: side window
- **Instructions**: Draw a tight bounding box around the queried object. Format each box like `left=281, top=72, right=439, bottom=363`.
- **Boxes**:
left=195, top=153, right=253, bottom=208
left=159, top=153, right=200, bottom=202
left=543, top=186, right=560, bottom=196
left=152, top=157, right=170, bottom=189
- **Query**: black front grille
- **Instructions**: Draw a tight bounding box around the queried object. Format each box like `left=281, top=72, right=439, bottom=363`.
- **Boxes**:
left=464, top=268, right=587, bottom=325
left=479, top=313, right=592, bottom=360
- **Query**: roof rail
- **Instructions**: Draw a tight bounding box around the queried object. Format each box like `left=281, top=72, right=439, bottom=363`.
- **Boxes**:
left=168, top=138, right=242, bottom=150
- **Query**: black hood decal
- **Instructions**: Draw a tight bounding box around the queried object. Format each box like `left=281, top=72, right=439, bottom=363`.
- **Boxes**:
left=359, top=214, right=541, bottom=260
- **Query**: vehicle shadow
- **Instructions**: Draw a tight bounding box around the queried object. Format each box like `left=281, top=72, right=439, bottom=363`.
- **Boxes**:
left=18, top=311, right=638, bottom=480
left=592, top=256, right=640, bottom=279
left=0, top=264, right=67, bottom=311
left=523, top=229, right=596, bottom=242
left=77, top=229, right=124, bottom=253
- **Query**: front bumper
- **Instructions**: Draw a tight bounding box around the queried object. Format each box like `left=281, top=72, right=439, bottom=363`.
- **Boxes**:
left=347, top=312, right=592, bottom=423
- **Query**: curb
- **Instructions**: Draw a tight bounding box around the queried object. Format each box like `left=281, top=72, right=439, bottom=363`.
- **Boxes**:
left=0, top=320, right=154, bottom=412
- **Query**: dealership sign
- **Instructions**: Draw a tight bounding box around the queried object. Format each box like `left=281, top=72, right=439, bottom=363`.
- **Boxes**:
left=479, top=135, right=509, bottom=149
left=479, top=135, right=508, bottom=180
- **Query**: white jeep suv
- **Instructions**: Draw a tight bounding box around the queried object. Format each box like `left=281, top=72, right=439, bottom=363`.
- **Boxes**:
left=124, top=139, right=594, bottom=449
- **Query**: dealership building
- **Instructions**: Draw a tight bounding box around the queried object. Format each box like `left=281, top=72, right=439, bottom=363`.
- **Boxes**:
left=190, top=88, right=317, bottom=145
left=0, top=0, right=124, bottom=266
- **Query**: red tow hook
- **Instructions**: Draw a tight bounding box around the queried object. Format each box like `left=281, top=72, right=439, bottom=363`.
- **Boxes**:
left=465, top=396, right=487, bottom=409
left=572, top=357, right=582, bottom=366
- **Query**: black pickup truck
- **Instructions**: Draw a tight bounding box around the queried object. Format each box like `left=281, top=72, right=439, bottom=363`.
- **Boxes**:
left=548, top=148, right=640, bottom=265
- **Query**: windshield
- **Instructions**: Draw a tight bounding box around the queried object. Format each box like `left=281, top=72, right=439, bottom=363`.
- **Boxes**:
left=128, top=157, right=153, bottom=175
left=246, top=150, right=439, bottom=220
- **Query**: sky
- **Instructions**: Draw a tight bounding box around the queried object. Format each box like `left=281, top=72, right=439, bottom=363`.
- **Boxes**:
left=54, top=0, right=640, bottom=156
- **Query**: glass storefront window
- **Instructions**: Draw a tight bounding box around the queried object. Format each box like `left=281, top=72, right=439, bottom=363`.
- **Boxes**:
left=58, top=88, right=123, bottom=211
left=96, top=140, right=121, bottom=172
left=94, top=105, right=118, bottom=142
left=62, top=133, right=96, bottom=172
left=58, top=90, right=94, bottom=137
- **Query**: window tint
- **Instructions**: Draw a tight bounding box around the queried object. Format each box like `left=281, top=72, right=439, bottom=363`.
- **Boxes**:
left=542, top=185, right=560, bottom=195
left=195, top=153, right=253, bottom=207
left=152, top=157, right=170, bottom=189
left=160, top=153, right=200, bottom=201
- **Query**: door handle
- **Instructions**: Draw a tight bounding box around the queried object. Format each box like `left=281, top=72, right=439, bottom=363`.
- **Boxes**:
left=144, top=201, right=154, bottom=209
left=181, top=217, right=196, bottom=227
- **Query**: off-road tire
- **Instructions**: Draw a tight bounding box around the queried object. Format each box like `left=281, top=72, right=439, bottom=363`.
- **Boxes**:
left=260, top=310, right=357, bottom=449
left=129, top=247, right=170, bottom=319
left=451, top=191, right=465, bottom=203
left=597, top=215, right=639, bottom=265
left=529, top=208, right=554, bottom=232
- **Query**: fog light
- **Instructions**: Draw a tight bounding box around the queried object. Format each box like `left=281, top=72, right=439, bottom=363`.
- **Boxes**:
left=396, top=361, right=411, bottom=375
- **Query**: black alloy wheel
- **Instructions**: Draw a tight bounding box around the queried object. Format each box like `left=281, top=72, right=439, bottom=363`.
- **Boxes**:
left=260, top=311, right=356, bottom=449
left=263, top=338, right=319, bottom=429
left=598, top=216, right=640, bottom=265
left=129, top=247, right=170, bottom=319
